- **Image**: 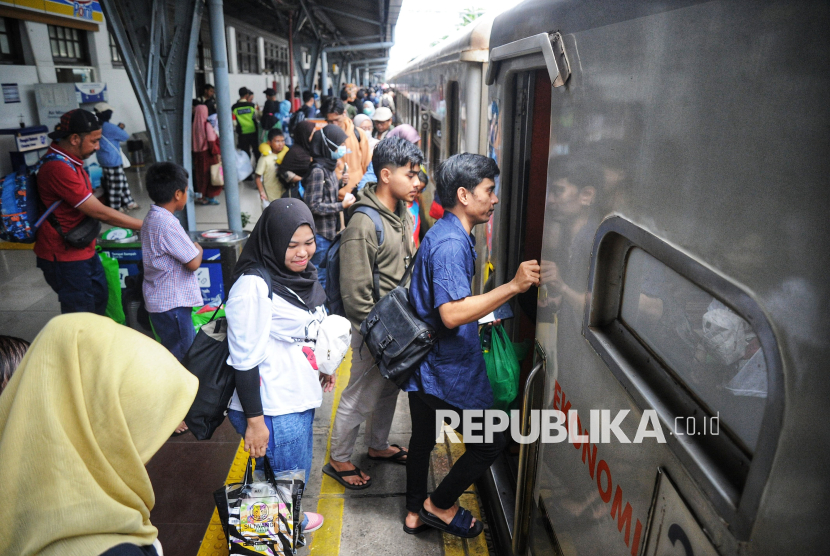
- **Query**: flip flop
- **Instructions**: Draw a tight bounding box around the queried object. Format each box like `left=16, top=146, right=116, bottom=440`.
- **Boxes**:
left=418, top=506, right=484, bottom=539
left=170, top=428, right=189, bottom=437
left=322, top=462, right=373, bottom=490
left=403, top=522, right=431, bottom=535
left=368, top=444, right=408, bottom=465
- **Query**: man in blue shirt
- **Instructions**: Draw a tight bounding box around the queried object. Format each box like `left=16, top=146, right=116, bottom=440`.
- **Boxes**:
left=402, top=153, right=540, bottom=538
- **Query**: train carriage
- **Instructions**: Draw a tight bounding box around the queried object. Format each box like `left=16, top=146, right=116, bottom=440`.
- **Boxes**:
left=392, top=1, right=829, bottom=554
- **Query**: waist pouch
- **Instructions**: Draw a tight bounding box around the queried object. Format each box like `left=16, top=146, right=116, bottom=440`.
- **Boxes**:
left=50, top=214, right=101, bottom=249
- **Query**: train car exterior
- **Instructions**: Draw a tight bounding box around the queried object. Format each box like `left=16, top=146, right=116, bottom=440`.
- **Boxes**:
left=479, top=1, right=830, bottom=555
left=390, top=16, right=493, bottom=290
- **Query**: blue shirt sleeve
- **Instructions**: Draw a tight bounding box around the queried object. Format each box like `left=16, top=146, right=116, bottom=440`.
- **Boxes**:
left=357, top=162, right=375, bottom=191
left=430, top=238, right=472, bottom=308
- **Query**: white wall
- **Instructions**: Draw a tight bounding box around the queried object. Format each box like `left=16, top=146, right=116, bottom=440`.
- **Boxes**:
left=0, top=17, right=143, bottom=176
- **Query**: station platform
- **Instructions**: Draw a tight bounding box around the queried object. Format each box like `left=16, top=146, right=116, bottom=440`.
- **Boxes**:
left=0, top=169, right=494, bottom=556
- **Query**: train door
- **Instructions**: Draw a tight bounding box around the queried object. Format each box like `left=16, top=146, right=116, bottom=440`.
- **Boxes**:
left=478, top=67, right=551, bottom=555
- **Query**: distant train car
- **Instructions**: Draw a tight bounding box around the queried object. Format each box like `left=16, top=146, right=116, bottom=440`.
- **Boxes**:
left=392, top=1, right=829, bottom=554
left=390, top=15, right=493, bottom=288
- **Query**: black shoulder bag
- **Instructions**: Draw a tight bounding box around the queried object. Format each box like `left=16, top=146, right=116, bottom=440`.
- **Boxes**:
left=183, top=267, right=272, bottom=440
left=359, top=250, right=436, bottom=386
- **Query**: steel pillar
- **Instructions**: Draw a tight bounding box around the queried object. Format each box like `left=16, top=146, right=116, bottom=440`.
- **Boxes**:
left=321, top=49, right=328, bottom=99
left=205, top=0, right=243, bottom=232
left=100, top=0, right=202, bottom=230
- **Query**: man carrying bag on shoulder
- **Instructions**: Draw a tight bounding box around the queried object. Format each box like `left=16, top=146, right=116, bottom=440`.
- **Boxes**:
left=35, top=109, right=142, bottom=315
left=324, top=137, right=424, bottom=490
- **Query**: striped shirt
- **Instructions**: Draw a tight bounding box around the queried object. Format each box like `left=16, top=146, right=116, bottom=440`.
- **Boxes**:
left=141, top=205, right=203, bottom=313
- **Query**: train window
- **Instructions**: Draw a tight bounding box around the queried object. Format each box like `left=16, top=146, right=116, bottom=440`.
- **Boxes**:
left=620, top=248, right=767, bottom=453
left=584, top=216, right=783, bottom=539
left=446, top=81, right=459, bottom=155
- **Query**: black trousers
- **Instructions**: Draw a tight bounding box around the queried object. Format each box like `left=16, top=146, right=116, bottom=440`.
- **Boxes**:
left=405, top=391, right=507, bottom=513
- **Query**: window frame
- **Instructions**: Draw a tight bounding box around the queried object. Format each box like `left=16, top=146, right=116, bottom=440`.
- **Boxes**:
left=48, top=24, right=89, bottom=66
left=108, top=32, right=123, bottom=67
left=236, top=31, right=258, bottom=74
left=583, top=215, right=784, bottom=540
left=0, top=17, right=24, bottom=65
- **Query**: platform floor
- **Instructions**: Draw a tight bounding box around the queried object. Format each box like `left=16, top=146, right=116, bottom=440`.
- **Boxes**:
left=0, top=169, right=494, bottom=556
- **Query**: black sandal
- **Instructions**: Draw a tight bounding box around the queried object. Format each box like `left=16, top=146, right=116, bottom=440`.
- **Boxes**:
left=322, top=462, right=373, bottom=490
left=418, top=506, right=484, bottom=539
left=403, top=522, right=431, bottom=535
left=368, top=444, right=408, bottom=465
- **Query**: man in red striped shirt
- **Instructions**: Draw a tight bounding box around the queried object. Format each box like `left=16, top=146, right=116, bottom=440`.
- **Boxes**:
left=35, top=109, right=142, bottom=314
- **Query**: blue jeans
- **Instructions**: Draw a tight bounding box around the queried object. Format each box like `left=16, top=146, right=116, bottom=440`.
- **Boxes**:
left=149, top=307, right=196, bottom=362
left=228, top=408, right=315, bottom=483
left=310, top=234, right=332, bottom=290
left=37, top=255, right=108, bottom=315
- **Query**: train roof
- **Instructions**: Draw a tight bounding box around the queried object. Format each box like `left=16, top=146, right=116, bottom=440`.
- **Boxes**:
left=489, top=0, right=706, bottom=50
left=390, top=12, right=494, bottom=79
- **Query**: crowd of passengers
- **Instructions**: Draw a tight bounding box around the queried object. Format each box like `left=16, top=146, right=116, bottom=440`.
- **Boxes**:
left=0, top=84, right=541, bottom=555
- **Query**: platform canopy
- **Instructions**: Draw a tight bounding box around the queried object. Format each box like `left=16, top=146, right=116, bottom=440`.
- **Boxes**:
left=225, top=0, right=403, bottom=80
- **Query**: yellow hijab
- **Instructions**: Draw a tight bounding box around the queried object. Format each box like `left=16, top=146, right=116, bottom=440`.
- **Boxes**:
left=0, top=314, right=198, bottom=556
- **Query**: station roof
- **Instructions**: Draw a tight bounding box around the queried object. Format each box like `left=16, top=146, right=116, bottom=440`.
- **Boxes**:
left=225, top=0, right=403, bottom=72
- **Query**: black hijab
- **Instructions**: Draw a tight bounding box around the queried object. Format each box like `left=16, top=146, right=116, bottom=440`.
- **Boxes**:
left=309, top=124, right=348, bottom=172
left=280, top=120, right=316, bottom=178
left=233, top=199, right=326, bottom=310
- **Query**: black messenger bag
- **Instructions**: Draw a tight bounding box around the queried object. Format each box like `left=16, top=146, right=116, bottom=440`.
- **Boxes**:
left=360, top=251, right=436, bottom=386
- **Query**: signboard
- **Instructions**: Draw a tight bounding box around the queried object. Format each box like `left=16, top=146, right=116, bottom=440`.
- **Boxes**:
left=643, top=470, right=720, bottom=556
left=34, top=83, right=78, bottom=133
left=75, top=82, right=107, bottom=104
left=2, top=83, right=20, bottom=104
left=3, top=0, right=103, bottom=24
left=15, top=131, right=49, bottom=152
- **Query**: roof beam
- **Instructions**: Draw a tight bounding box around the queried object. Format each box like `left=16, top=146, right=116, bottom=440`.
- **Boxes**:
left=315, top=6, right=381, bottom=26
left=297, top=0, right=322, bottom=40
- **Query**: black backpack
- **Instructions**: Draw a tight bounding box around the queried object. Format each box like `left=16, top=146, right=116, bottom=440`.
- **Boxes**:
left=322, top=206, right=384, bottom=318
left=288, top=109, right=306, bottom=137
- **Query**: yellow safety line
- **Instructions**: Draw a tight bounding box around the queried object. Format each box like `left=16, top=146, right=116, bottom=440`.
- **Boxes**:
left=442, top=427, right=491, bottom=556
left=196, top=439, right=249, bottom=556
left=0, top=241, right=34, bottom=250
left=308, top=349, right=352, bottom=555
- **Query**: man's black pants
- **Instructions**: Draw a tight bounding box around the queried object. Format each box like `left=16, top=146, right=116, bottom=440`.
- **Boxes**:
left=405, top=390, right=507, bottom=513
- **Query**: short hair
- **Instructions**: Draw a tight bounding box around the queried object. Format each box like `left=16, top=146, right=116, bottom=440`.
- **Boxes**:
left=322, top=97, right=345, bottom=116
left=372, top=137, right=424, bottom=177
left=203, top=84, right=214, bottom=93
left=267, top=128, right=285, bottom=141
left=302, top=90, right=314, bottom=102
left=339, top=88, right=349, bottom=101
left=239, top=87, right=248, bottom=98
left=0, top=335, right=29, bottom=394
left=145, top=162, right=189, bottom=204
left=285, top=91, right=292, bottom=101
left=436, top=153, right=500, bottom=209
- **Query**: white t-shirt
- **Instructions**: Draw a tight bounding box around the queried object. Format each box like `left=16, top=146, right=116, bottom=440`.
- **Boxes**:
left=225, top=274, right=327, bottom=416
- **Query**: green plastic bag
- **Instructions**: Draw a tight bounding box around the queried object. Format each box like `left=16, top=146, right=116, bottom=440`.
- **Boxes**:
left=191, top=305, right=225, bottom=332
left=482, top=324, right=520, bottom=411
left=97, top=247, right=126, bottom=325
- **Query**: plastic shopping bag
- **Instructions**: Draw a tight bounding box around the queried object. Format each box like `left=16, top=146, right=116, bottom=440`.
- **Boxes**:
left=97, top=247, right=126, bottom=325
left=236, top=149, right=254, bottom=182
left=481, top=324, right=520, bottom=412
left=214, top=457, right=305, bottom=555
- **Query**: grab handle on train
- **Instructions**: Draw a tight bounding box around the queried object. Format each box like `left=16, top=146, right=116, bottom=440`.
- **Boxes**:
left=513, top=342, right=546, bottom=556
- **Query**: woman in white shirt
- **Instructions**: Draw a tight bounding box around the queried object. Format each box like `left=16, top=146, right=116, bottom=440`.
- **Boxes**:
left=225, top=199, right=333, bottom=533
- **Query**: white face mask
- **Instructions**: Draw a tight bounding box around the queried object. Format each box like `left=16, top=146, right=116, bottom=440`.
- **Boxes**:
left=701, top=299, right=752, bottom=365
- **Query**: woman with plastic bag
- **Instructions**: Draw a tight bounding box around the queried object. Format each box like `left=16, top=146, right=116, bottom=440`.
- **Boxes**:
left=224, top=199, right=334, bottom=535
left=0, top=313, right=198, bottom=556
